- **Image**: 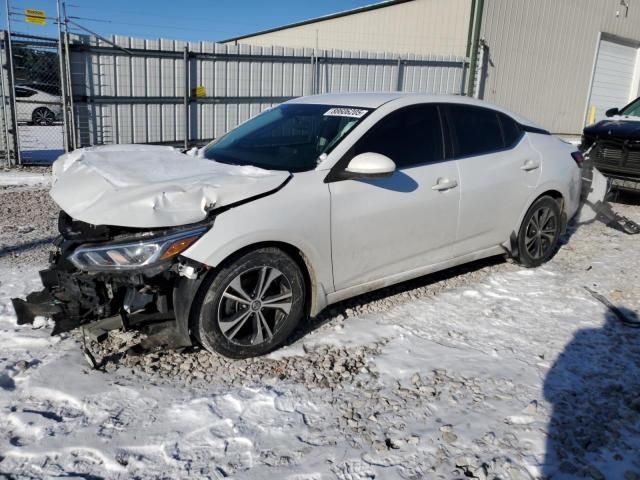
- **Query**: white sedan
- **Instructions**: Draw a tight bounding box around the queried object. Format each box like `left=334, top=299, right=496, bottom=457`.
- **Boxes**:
left=15, top=84, right=63, bottom=125
left=13, top=93, right=582, bottom=359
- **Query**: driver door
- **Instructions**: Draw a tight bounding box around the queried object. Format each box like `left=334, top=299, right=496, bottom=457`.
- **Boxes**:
left=328, top=104, right=460, bottom=291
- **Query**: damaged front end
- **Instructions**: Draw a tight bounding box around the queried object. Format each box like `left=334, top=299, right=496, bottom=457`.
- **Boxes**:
left=12, top=211, right=211, bottom=349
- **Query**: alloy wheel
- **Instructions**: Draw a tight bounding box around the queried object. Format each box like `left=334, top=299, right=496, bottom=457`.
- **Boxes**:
left=524, top=206, right=558, bottom=260
left=217, top=266, right=293, bottom=346
left=33, top=108, right=54, bottom=126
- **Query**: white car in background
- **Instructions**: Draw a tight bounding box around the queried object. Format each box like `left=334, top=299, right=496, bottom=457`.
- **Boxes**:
left=13, top=93, right=582, bottom=359
left=15, top=84, right=62, bottom=125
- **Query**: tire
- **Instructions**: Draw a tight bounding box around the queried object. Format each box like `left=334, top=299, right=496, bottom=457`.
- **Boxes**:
left=516, top=196, right=562, bottom=268
left=32, top=107, right=55, bottom=126
left=193, top=247, right=306, bottom=359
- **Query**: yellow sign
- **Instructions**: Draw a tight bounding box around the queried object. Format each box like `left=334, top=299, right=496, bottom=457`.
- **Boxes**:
left=192, top=85, right=207, bottom=98
left=25, top=9, right=46, bottom=25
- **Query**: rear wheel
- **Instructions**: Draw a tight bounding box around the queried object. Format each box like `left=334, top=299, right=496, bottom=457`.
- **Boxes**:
left=194, top=248, right=306, bottom=359
left=516, top=196, right=562, bottom=267
left=32, top=107, right=55, bottom=126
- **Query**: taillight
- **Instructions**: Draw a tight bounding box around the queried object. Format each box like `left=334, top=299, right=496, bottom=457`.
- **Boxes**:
left=571, top=151, right=584, bottom=168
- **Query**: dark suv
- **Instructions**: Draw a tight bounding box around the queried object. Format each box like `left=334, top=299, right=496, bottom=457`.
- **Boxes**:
left=582, top=97, right=640, bottom=192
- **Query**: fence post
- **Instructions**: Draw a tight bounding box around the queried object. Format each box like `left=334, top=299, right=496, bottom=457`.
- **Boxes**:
left=3, top=30, right=20, bottom=165
left=183, top=45, right=189, bottom=150
left=56, top=0, right=69, bottom=152
left=310, top=53, right=315, bottom=94
left=63, top=32, right=77, bottom=149
left=315, top=54, right=321, bottom=94
left=395, top=57, right=403, bottom=91
left=460, top=59, right=468, bottom=95
left=474, top=41, right=487, bottom=99
left=0, top=32, right=11, bottom=165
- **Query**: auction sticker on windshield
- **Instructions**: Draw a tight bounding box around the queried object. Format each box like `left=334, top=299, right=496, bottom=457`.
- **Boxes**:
left=324, top=107, right=369, bottom=118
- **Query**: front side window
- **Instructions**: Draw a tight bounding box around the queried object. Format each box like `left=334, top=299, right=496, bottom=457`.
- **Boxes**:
left=448, top=105, right=505, bottom=157
left=203, top=104, right=369, bottom=172
left=348, top=104, right=444, bottom=168
left=620, top=98, right=640, bottom=117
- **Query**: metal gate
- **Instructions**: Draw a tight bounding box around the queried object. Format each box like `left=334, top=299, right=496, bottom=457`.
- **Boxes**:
left=8, top=32, right=66, bottom=164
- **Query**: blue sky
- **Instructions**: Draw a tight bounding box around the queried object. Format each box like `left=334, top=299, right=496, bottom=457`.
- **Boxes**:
left=2, top=0, right=378, bottom=41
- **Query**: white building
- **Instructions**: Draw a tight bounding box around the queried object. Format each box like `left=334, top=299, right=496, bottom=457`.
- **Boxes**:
left=224, top=0, right=640, bottom=134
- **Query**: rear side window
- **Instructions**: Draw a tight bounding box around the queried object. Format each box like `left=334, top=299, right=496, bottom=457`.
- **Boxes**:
left=498, top=113, right=523, bottom=147
left=447, top=105, right=504, bottom=157
left=28, top=83, right=60, bottom=96
left=15, top=87, right=36, bottom=98
left=350, top=104, right=444, bottom=168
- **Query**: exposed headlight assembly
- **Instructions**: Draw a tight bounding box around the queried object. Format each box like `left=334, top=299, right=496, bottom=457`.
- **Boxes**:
left=69, top=226, right=208, bottom=272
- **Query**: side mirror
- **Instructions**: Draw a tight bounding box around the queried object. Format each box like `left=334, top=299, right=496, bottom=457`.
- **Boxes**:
left=605, top=107, right=619, bottom=117
left=345, top=152, right=396, bottom=178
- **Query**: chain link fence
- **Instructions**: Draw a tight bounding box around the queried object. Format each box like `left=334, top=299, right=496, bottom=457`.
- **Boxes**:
left=10, top=32, right=65, bottom=164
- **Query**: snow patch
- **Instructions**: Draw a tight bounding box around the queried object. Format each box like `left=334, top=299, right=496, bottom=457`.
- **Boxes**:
left=0, top=171, right=51, bottom=187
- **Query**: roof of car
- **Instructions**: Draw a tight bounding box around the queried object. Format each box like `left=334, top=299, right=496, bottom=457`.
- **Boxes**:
left=287, top=92, right=542, bottom=129
left=288, top=92, right=407, bottom=108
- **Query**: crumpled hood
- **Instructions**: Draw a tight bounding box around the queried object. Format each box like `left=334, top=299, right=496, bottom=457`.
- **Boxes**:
left=50, top=145, right=290, bottom=228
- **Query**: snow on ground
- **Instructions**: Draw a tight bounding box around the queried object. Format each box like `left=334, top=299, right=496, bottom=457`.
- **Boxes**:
left=0, top=177, right=639, bottom=479
left=0, top=170, right=51, bottom=187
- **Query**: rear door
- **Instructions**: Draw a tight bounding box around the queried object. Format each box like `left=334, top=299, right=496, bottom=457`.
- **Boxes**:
left=328, top=104, right=460, bottom=291
left=445, top=104, right=541, bottom=256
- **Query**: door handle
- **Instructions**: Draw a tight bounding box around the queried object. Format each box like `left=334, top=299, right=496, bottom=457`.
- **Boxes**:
left=431, top=178, right=458, bottom=191
left=521, top=159, right=540, bottom=171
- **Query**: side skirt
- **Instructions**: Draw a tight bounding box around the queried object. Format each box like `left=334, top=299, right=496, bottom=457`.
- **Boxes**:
left=325, top=245, right=505, bottom=307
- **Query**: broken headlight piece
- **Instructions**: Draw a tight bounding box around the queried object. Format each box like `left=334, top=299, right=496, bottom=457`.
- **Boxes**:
left=69, top=226, right=208, bottom=272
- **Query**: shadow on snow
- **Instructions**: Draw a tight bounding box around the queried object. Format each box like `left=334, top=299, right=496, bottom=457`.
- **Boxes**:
left=543, top=306, right=640, bottom=478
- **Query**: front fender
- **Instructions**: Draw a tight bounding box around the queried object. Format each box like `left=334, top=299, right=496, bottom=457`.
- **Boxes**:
left=181, top=171, right=333, bottom=316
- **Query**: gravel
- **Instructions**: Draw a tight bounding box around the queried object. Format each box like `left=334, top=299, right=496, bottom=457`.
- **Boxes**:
left=2, top=169, right=640, bottom=479
left=0, top=184, right=58, bottom=267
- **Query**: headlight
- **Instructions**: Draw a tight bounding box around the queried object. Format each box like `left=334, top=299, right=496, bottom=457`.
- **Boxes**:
left=69, top=227, right=208, bottom=272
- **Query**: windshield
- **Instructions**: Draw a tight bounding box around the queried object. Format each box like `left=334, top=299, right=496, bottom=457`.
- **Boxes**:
left=620, top=98, right=640, bottom=117
left=203, top=104, right=370, bottom=172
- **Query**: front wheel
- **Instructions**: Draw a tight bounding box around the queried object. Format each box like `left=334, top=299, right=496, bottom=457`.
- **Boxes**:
left=516, top=196, right=562, bottom=268
left=193, top=247, right=306, bottom=359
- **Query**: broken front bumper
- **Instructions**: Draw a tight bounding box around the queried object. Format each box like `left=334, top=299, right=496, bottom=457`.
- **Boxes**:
left=11, top=213, right=211, bottom=349
left=11, top=266, right=101, bottom=335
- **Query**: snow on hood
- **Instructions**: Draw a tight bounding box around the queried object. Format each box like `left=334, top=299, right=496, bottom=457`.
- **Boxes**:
left=50, top=145, right=290, bottom=228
